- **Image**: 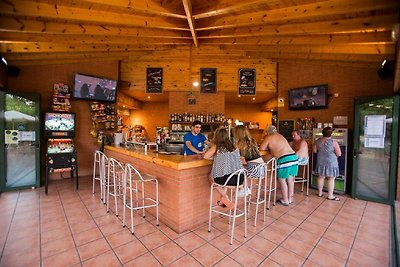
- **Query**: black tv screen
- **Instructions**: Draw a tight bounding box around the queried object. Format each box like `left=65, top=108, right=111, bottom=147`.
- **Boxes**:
left=73, top=73, right=117, bottom=102
left=288, top=84, right=328, bottom=110
left=44, top=112, right=76, bottom=137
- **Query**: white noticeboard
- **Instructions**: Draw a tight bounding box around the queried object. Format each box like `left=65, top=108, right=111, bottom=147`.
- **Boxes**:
left=19, top=131, right=36, bottom=141
left=364, top=115, right=386, bottom=148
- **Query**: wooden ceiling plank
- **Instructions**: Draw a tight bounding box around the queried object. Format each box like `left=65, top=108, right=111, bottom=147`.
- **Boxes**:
left=197, top=14, right=397, bottom=37
left=182, top=0, right=199, bottom=47
left=195, top=0, right=399, bottom=30
left=2, top=51, right=148, bottom=61
left=199, top=31, right=393, bottom=45
left=0, top=32, right=193, bottom=45
left=0, top=0, right=189, bottom=31
left=0, top=17, right=192, bottom=38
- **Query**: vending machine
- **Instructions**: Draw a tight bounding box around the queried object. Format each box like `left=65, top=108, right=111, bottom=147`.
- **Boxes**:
left=311, top=128, right=348, bottom=194
left=44, top=112, right=78, bottom=194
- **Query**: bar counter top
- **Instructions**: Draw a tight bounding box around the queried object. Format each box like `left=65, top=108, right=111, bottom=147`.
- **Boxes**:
left=104, top=145, right=212, bottom=170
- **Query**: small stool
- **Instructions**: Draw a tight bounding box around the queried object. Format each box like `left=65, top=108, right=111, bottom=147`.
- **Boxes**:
left=294, top=159, right=310, bottom=196
left=122, top=163, right=159, bottom=234
left=208, top=168, right=247, bottom=245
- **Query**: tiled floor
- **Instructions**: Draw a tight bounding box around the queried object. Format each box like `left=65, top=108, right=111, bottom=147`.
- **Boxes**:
left=0, top=176, right=392, bottom=267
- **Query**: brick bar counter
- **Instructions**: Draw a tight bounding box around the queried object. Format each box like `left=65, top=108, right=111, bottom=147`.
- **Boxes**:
left=104, top=145, right=213, bottom=233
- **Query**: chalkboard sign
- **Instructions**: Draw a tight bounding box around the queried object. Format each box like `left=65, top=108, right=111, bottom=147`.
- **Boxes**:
left=146, top=68, right=163, bottom=93
left=278, top=120, right=295, bottom=141
left=200, top=68, right=217, bottom=93
left=238, top=68, right=256, bottom=95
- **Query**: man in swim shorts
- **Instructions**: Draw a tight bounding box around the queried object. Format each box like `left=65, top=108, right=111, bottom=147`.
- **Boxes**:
left=290, top=130, right=309, bottom=165
left=260, top=125, right=299, bottom=205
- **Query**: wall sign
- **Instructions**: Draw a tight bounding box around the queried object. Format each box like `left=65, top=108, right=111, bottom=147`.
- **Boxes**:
left=278, top=120, right=295, bottom=141
left=238, top=68, right=256, bottom=95
left=146, top=68, right=163, bottom=93
left=200, top=68, right=217, bottom=93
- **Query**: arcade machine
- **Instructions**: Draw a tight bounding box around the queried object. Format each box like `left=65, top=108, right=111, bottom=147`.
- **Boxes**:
left=44, top=84, right=78, bottom=194
left=311, top=128, right=348, bottom=194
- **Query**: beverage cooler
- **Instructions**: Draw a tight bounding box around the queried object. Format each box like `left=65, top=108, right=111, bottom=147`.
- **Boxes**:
left=311, top=128, right=348, bottom=194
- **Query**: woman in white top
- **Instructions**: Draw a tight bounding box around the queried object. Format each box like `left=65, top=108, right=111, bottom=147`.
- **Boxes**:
left=204, top=127, right=244, bottom=209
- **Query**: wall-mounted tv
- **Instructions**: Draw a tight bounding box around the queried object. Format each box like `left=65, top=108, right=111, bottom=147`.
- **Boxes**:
left=288, top=84, right=328, bottom=110
left=73, top=73, right=117, bottom=103
left=44, top=112, right=76, bottom=137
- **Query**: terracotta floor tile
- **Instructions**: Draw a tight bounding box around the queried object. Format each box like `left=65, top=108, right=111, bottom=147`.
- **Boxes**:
left=308, top=247, right=346, bottom=267
left=168, top=254, right=202, bottom=267
left=139, top=230, right=170, bottom=251
left=174, top=232, right=206, bottom=252
left=130, top=222, right=158, bottom=238
left=209, top=234, right=242, bottom=254
left=244, top=235, right=277, bottom=256
left=278, top=213, right=304, bottom=227
left=193, top=225, right=223, bottom=241
left=352, top=238, right=389, bottom=261
left=299, top=221, right=327, bottom=236
left=99, top=222, right=125, bottom=236
left=73, top=227, right=103, bottom=247
left=190, top=243, right=225, bottom=267
left=41, top=235, right=75, bottom=258
left=152, top=241, right=186, bottom=266
left=281, top=235, right=314, bottom=258
left=269, top=246, right=306, bottom=267
left=316, top=237, right=351, bottom=260
left=42, top=247, right=80, bottom=267
left=323, top=228, right=355, bottom=247
left=213, top=256, right=242, bottom=267
left=113, top=239, right=148, bottom=263
left=77, top=238, right=111, bottom=261
left=82, top=250, right=121, bottom=267
left=290, top=228, right=321, bottom=247
left=229, top=244, right=265, bottom=266
left=258, top=258, right=282, bottom=267
left=258, top=226, right=289, bottom=244
left=41, top=226, right=71, bottom=244
left=106, top=229, right=137, bottom=248
left=302, top=259, right=323, bottom=267
left=269, top=220, right=297, bottom=235
left=124, top=252, right=162, bottom=267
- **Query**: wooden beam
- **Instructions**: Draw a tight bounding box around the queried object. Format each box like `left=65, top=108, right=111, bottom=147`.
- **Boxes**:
left=24, top=0, right=187, bottom=19
left=272, top=58, right=381, bottom=69
left=0, top=32, right=193, bottom=45
left=200, top=31, right=393, bottom=45
left=196, top=0, right=399, bottom=30
left=246, top=51, right=393, bottom=62
left=197, top=14, right=397, bottom=37
left=182, top=0, right=199, bottom=47
left=0, top=0, right=189, bottom=31
left=0, top=42, right=188, bottom=53
left=0, top=17, right=192, bottom=38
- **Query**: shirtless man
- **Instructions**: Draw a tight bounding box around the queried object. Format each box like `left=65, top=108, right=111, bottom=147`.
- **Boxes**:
left=290, top=130, right=309, bottom=165
left=259, top=125, right=299, bottom=205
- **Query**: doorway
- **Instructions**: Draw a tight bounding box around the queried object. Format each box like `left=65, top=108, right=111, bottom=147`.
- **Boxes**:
left=0, top=90, right=41, bottom=192
left=352, top=95, right=399, bottom=204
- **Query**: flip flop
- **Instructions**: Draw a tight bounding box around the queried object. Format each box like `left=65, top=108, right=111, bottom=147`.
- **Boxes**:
left=216, top=201, right=227, bottom=208
left=316, top=193, right=324, bottom=197
left=220, top=196, right=233, bottom=209
left=327, top=197, right=340, bottom=201
left=277, top=199, right=289, bottom=206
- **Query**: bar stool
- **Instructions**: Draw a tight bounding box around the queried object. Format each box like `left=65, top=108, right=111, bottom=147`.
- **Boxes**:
left=106, top=158, right=125, bottom=216
left=246, top=162, right=267, bottom=226
left=208, top=168, right=247, bottom=245
left=265, top=157, right=277, bottom=209
left=99, top=152, right=109, bottom=204
left=122, top=163, right=159, bottom=234
left=294, top=158, right=310, bottom=196
left=92, top=150, right=102, bottom=195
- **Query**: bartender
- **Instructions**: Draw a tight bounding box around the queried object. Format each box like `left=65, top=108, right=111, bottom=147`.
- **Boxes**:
left=183, top=120, right=211, bottom=155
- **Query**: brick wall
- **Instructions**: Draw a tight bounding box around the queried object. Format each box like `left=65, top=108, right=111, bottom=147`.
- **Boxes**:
left=7, top=61, right=119, bottom=181
left=278, top=62, right=394, bottom=129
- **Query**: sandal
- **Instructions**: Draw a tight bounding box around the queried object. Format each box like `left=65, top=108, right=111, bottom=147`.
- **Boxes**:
left=216, top=201, right=227, bottom=208
left=220, top=196, right=233, bottom=209
left=316, top=193, right=324, bottom=197
left=277, top=199, right=289, bottom=206
left=327, top=197, right=340, bottom=201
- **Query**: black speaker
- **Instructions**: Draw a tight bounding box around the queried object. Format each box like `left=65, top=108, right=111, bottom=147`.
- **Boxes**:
left=6, top=65, right=20, bottom=77
left=378, top=60, right=395, bottom=80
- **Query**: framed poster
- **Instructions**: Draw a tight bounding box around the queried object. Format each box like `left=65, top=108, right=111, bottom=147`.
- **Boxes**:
left=278, top=120, right=295, bottom=141
left=200, top=68, right=217, bottom=93
left=238, top=68, right=256, bottom=95
left=146, top=68, right=163, bottom=93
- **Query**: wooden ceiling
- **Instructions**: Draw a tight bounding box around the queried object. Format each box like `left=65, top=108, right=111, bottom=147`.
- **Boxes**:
left=0, top=0, right=399, bottom=103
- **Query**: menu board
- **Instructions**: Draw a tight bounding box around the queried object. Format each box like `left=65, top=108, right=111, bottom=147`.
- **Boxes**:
left=200, top=68, right=217, bottom=93
left=146, top=68, right=163, bottom=93
left=238, top=68, right=256, bottom=95
left=278, top=120, right=295, bottom=141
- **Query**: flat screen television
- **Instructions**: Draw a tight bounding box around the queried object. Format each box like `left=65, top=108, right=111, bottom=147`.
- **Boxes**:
left=44, top=112, right=76, bottom=137
left=288, top=84, right=328, bottom=110
left=73, top=73, right=117, bottom=103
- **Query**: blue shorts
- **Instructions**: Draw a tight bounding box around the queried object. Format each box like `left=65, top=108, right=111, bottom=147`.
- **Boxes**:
left=277, top=153, right=299, bottom=179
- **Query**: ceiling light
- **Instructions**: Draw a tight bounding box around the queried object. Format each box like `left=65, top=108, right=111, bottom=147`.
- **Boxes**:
left=252, top=97, right=255, bottom=101
left=147, top=96, right=151, bottom=99
left=123, top=105, right=126, bottom=108
left=238, top=95, right=241, bottom=98
left=193, top=81, right=199, bottom=87
left=1, top=56, right=7, bottom=65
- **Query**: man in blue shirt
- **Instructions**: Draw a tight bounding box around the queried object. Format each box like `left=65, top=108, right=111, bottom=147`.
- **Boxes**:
left=183, top=121, right=211, bottom=155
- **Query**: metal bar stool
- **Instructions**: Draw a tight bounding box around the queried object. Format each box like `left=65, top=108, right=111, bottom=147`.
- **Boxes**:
left=265, top=157, right=277, bottom=209
left=208, top=168, right=247, bottom=245
left=106, top=158, right=125, bottom=217
left=246, top=162, right=267, bottom=226
left=294, top=159, right=310, bottom=196
left=92, top=150, right=102, bottom=195
left=99, top=152, right=109, bottom=204
left=122, top=163, right=159, bottom=234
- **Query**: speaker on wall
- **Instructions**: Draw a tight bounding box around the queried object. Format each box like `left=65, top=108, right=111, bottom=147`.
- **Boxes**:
left=378, top=60, right=395, bottom=80
left=6, top=65, right=20, bottom=77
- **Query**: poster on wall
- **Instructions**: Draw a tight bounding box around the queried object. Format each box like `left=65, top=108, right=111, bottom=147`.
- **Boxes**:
left=238, top=68, right=256, bottom=95
left=278, top=120, right=295, bottom=142
left=146, top=68, right=163, bottom=93
left=364, top=115, right=386, bottom=148
left=200, top=68, right=217, bottom=93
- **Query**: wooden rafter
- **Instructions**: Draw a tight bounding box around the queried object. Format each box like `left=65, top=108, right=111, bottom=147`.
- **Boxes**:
left=182, top=0, right=199, bottom=47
